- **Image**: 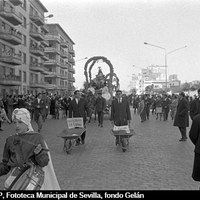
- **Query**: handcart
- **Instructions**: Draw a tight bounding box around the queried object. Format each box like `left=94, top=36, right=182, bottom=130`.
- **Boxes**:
left=58, top=128, right=86, bottom=154
left=58, top=118, right=85, bottom=154
left=111, top=128, right=135, bottom=152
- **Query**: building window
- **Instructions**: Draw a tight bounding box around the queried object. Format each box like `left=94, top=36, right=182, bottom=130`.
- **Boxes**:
left=23, top=71, right=26, bottom=83
left=22, top=53, right=26, bottom=64
left=23, top=35, right=26, bottom=46
left=21, top=0, right=26, bottom=10
left=23, top=16, right=27, bottom=28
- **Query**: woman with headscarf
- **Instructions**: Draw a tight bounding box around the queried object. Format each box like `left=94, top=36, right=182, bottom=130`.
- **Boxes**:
left=0, top=108, right=60, bottom=190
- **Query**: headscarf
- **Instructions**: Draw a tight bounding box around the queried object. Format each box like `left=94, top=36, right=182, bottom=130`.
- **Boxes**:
left=12, top=108, right=33, bottom=132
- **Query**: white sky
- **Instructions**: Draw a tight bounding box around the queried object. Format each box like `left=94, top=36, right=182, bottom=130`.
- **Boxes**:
left=41, top=0, right=200, bottom=91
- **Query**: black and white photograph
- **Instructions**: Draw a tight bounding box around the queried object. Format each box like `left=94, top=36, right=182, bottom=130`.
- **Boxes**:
left=0, top=0, right=200, bottom=193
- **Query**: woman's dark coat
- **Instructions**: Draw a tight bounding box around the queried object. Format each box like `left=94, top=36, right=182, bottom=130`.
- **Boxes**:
left=173, top=97, right=189, bottom=128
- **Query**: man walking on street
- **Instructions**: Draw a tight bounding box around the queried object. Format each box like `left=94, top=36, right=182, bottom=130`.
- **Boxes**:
left=95, top=90, right=106, bottom=127
left=33, top=93, right=45, bottom=132
left=110, top=90, right=131, bottom=145
left=69, top=90, right=89, bottom=144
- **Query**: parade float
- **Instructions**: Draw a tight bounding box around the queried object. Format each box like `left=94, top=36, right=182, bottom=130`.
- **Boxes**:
left=84, top=56, right=120, bottom=106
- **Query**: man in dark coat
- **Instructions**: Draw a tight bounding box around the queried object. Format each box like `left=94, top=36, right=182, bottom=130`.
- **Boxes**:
left=95, top=90, right=106, bottom=127
left=190, top=88, right=200, bottom=120
left=189, top=113, right=200, bottom=186
left=162, top=94, right=171, bottom=121
left=69, top=90, right=89, bottom=144
left=111, top=90, right=131, bottom=145
left=173, top=92, right=189, bottom=141
left=33, top=93, right=46, bottom=132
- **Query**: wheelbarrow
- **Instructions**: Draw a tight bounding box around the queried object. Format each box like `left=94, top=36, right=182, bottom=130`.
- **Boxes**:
left=58, top=128, right=86, bottom=154
left=111, top=128, right=135, bottom=152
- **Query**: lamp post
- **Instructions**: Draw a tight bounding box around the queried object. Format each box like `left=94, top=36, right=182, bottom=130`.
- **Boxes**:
left=144, top=42, right=187, bottom=90
left=75, top=57, right=88, bottom=63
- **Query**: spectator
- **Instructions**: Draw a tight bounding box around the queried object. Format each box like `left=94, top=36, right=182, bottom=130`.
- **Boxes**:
left=0, top=108, right=60, bottom=190
left=173, top=92, right=189, bottom=141
left=189, top=113, right=200, bottom=189
left=190, top=88, right=200, bottom=120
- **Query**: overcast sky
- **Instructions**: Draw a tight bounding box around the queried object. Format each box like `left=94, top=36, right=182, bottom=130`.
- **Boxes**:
left=41, top=0, right=200, bottom=91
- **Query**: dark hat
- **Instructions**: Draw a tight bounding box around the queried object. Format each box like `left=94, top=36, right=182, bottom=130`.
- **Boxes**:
left=74, top=90, right=80, bottom=95
left=116, top=90, right=122, bottom=93
left=179, top=92, right=185, bottom=97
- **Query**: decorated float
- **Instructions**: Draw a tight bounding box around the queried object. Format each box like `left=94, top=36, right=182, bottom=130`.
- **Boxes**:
left=84, top=56, right=120, bottom=106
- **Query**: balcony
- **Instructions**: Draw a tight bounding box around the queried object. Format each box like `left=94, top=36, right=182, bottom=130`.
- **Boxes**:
left=68, top=57, right=75, bottom=65
left=68, top=76, right=75, bottom=82
left=41, top=40, right=49, bottom=47
left=0, top=28, right=22, bottom=45
left=60, top=51, right=68, bottom=58
left=0, top=51, right=21, bottom=65
left=9, top=0, right=22, bottom=6
left=45, top=83, right=57, bottom=90
left=0, top=5, right=22, bottom=25
left=60, top=41, right=68, bottom=48
left=68, top=48, right=75, bottom=56
left=29, top=81, right=47, bottom=88
left=41, top=24, right=49, bottom=34
left=45, top=46, right=60, bottom=55
left=60, top=61, right=68, bottom=69
left=29, top=13, right=44, bottom=26
left=42, top=53, right=49, bottom=61
left=44, top=59, right=61, bottom=67
left=30, top=46, right=44, bottom=57
left=68, top=66, right=75, bottom=73
left=60, top=74, right=67, bottom=79
left=0, top=74, right=21, bottom=86
left=45, top=35, right=60, bottom=43
left=44, top=71, right=60, bottom=78
left=29, top=30, right=44, bottom=41
left=30, top=62, right=47, bottom=73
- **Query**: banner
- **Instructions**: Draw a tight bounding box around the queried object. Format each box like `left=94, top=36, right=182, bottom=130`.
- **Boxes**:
left=67, top=118, right=83, bottom=129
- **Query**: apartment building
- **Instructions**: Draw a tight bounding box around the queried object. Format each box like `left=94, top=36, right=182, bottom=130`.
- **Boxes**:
left=44, top=23, right=75, bottom=96
left=0, top=0, right=75, bottom=97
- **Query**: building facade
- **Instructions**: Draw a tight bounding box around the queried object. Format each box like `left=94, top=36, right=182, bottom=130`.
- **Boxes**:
left=44, top=23, right=75, bottom=96
left=0, top=0, right=75, bottom=97
left=129, top=65, right=180, bottom=94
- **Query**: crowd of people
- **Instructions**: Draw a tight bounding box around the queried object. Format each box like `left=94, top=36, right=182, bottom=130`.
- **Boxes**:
left=0, top=88, right=200, bottom=189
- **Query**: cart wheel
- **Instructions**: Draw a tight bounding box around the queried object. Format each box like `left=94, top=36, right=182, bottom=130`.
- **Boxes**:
left=121, top=138, right=128, bottom=152
left=64, top=139, right=72, bottom=153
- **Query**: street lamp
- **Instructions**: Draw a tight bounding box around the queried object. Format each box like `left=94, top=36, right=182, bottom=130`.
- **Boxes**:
left=75, top=57, right=88, bottom=63
left=144, top=42, right=187, bottom=90
left=45, top=14, right=54, bottom=19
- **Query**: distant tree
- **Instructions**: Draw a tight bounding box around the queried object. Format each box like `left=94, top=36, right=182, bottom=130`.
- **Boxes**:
left=181, top=82, right=190, bottom=92
left=190, top=84, right=198, bottom=91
